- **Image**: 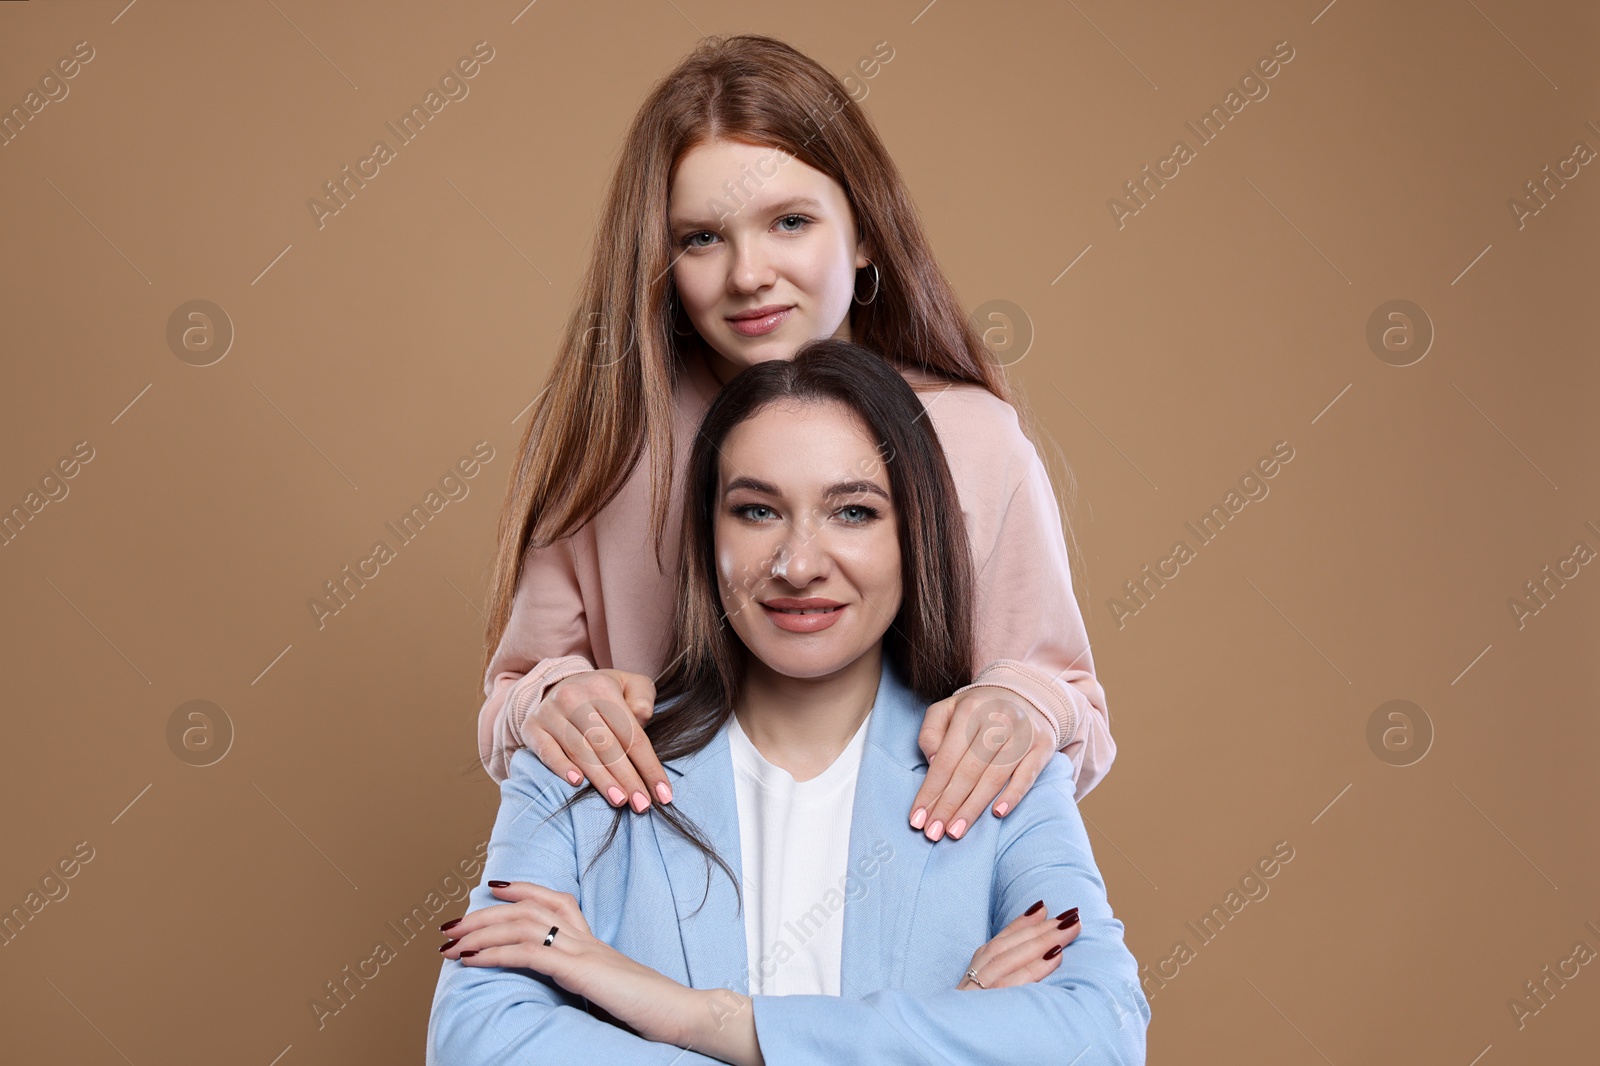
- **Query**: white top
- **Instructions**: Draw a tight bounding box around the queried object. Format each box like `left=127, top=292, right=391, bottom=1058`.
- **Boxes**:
left=727, top=706, right=873, bottom=996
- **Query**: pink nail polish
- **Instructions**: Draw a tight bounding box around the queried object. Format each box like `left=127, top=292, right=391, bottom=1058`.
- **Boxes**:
left=655, top=781, right=673, bottom=804
left=607, top=786, right=626, bottom=805
left=910, top=807, right=927, bottom=829
left=949, top=818, right=967, bottom=839
left=928, top=820, right=944, bottom=841
left=994, top=801, right=1009, bottom=817
left=567, top=770, right=582, bottom=785
left=631, top=791, right=649, bottom=813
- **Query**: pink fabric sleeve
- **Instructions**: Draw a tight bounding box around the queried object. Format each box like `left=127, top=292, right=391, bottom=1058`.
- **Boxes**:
left=957, top=433, right=1116, bottom=802
left=476, top=536, right=598, bottom=783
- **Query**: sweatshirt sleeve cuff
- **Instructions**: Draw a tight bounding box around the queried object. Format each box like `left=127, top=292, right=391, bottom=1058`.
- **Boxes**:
left=506, top=655, right=596, bottom=742
left=954, top=659, right=1079, bottom=753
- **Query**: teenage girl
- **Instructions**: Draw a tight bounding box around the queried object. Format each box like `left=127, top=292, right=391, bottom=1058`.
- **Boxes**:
left=477, top=34, right=1115, bottom=842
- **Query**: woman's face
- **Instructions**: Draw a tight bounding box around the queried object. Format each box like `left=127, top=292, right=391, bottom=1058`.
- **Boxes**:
left=669, top=138, right=871, bottom=382
left=714, top=398, right=902, bottom=681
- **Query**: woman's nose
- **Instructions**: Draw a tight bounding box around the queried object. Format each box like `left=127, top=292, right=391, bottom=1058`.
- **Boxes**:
left=773, top=523, right=830, bottom=586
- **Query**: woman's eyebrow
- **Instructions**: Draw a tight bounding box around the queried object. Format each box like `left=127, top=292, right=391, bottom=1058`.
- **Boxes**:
left=671, top=195, right=826, bottom=231
left=723, top=476, right=888, bottom=501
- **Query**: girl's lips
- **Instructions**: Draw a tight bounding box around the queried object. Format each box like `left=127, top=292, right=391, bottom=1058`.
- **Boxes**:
left=761, top=602, right=844, bottom=633
left=726, top=306, right=793, bottom=337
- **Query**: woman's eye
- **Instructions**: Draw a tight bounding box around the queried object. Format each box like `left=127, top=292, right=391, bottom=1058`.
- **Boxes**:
left=733, top=504, right=776, bottom=521
left=681, top=230, right=717, bottom=249
left=776, top=214, right=811, bottom=233
left=838, top=504, right=880, bottom=523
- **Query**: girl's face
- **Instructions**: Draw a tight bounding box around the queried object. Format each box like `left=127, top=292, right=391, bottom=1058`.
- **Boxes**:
left=713, top=399, right=902, bottom=681
left=669, top=138, right=871, bottom=383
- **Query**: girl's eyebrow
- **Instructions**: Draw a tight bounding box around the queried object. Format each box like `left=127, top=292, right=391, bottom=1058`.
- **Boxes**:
left=724, top=476, right=889, bottom=501
left=671, top=195, right=826, bottom=231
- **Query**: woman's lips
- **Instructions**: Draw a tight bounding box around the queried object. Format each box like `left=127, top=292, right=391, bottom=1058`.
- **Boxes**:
left=761, top=602, right=844, bottom=633
left=726, top=306, right=793, bottom=337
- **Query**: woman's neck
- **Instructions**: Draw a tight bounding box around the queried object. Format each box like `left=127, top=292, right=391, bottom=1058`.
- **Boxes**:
left=733, top=646, right=883, bottom=782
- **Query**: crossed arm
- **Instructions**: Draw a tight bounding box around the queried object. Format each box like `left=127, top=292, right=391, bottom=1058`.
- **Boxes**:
left=427, top=752, right=1148, bottom=1065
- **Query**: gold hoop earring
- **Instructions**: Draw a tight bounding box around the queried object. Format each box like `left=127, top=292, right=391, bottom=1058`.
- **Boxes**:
left=852, top=261, right=880, bottom=306
left=669, top=291, right=697, bottom=337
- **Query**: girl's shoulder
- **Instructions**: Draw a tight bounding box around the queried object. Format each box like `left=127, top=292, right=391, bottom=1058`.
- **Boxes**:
left=894, top=366, right=1038, bottom=493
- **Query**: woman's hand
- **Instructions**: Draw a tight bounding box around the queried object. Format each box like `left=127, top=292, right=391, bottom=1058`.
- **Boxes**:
left=440, top=881, right=699, bottom=1046
left=955, top=899, right=1083, bottom=990
left=523, top=669, right=673, bottom=813
left=910, top=687, right=1058, bottom=841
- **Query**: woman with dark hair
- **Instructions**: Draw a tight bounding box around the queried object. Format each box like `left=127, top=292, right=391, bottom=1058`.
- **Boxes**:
left=430, top=341, right=1148, bottom=1065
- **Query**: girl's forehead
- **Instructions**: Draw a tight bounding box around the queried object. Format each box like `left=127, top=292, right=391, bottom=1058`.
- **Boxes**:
left=669, top=139, right=844, bottom=208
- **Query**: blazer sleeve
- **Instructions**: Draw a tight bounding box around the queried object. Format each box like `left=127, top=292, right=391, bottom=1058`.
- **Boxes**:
left=426, top=749, right=727, bottom=1066
left=960, top=425, right=1117, bottom=801
left=746, top=757, right=1150, bottom=1064
left=477, top=536, right=599, bottom=783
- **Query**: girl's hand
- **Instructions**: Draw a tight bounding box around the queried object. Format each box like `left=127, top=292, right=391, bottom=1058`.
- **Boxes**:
left=955, top=899, right=1083, bottom=990
left=910, top=687, right=1057, bottom=841
left=524, top=669, right=673, bottom=813
left=441, top=881, right=698, bottom=1046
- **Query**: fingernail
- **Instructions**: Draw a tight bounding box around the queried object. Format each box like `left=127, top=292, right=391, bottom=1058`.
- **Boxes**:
left=631, top=791, right=650, bottom=813
left=928, top=820, right=944, bottom=841
left=994, top=801, right=1009, bottom=817
left=566, top=770, right=582, bottom=785
left=1043, top=944, right=1063, bottom=960
left=910, top=807, right=927, bottom=830
left=487, top=880, right=509, bottom=888
left=439, top=939, right=458, bottom=952
left=439, top=918, right=461, bottom=932
left=1024, top=900, right=1045, bottom=916
left=607, top=786, right=626, bottom=806
left=459, top=950, right=479, bottom=958
left=1053, top=908, right=1075, bottom=922
left=948, top=818, right=967, bottom=839
left=1058, top=910, right=1080, bottom=929
left=655, top=781, right=673, bottom=805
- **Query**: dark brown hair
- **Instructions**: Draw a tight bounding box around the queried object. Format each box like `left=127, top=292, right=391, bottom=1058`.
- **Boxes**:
left=543, top=339, right=975, bottom=913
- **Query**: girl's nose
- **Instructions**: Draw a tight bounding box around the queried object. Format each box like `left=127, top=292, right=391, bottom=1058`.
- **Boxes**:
left=728, top=239, right=775, bottom=292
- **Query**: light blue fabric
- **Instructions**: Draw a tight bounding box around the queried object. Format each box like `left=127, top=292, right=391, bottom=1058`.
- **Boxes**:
left=427, top=657, right=1149, bottom=1064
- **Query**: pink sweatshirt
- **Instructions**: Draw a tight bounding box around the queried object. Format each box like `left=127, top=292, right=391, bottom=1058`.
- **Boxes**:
left=478, top=347, right=1116, bottom=800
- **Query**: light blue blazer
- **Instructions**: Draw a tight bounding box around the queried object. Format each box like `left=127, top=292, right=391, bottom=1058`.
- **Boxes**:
left=427, top=657, right=1149, bottom=1064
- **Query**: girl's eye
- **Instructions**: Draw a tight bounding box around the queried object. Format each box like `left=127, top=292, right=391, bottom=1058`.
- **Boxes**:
left=680, top=215, right=810, bottom=249
left=732, top=503, right=776, bottom=521
left=838, top=504, right=880, bottom=524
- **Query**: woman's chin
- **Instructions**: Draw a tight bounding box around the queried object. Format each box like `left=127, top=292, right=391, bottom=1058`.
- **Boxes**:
left=740, top=634, right=880, bottom=683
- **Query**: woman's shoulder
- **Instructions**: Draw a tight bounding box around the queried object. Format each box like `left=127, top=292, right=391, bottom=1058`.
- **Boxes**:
left=994, top=752, right=1084, bottom=838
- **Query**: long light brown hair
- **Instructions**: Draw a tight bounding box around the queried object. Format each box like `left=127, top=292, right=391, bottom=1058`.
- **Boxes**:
left=542, top=339, right=976, bottom=911
left=482, top=34, right=1037, bottom=680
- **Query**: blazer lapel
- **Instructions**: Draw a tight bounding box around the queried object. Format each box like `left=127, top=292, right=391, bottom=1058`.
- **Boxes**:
left=838, top=659, right=938, bottom=997
left=647, top=726, right=751, bottom=991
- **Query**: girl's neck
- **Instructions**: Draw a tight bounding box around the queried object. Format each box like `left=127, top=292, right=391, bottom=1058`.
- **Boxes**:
left=732, top=646, right=883, bottom=782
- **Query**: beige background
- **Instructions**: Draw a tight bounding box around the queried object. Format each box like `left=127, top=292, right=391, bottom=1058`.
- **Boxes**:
left=2, top=0, right=1596, bottom=1062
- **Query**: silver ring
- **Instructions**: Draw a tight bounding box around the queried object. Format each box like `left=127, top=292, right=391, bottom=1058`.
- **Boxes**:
left=964, top=966, right=986, bottom=989
left=543, top=925, right=559, bottom=947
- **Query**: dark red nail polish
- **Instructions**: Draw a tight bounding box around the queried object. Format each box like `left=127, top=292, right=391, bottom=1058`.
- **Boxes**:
left=1043, top=944, right=1063, bottom=960
left=1056, top=907, right=1079, bottom=925
left=488, top=880, right=509, bottom=888
left=440, top=918, right=462, bottom=932
left=458, top=949, right=479, bottom=958
left=439, top=939, right=458, bottom=952
left=1024, top=900, right=1045, bottom=916
left=1058, top=914, right=1080, bottom=930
